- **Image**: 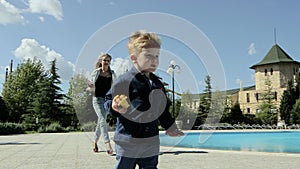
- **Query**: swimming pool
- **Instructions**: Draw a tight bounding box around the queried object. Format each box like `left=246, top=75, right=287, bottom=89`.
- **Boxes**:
left=159, top=130, right=300, bottom=153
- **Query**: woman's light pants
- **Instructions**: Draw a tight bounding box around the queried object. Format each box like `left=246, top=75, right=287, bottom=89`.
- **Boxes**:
left=93, top=97, right=110, bottom=143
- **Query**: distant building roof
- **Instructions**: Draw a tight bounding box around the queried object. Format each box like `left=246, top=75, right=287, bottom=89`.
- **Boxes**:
left=189, top=85, right=255, bottom=100
left=241, top=85, right=256, bottom=91
left=250, top=44, right=300, bottom=69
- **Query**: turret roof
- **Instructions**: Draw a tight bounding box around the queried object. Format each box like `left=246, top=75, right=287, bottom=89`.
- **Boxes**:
left=250, top=44, right=300, bottom=69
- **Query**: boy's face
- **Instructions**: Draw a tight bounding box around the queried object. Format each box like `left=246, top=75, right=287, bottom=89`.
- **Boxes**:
left=132, top=47, right=160, bottom=73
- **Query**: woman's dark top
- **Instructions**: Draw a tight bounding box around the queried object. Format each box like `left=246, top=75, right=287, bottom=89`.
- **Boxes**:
left=95, top=75, right=112, bottom=98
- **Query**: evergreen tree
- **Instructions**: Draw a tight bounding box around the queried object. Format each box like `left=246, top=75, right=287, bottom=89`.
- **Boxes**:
left=279, top=80, right=296, bottom=125
left=28, top=73, right=53, bottom=125
left=221, top=103, right=244, bottom=124
left=0, top=96, right=9, bottom=122
left=195, top=75, right=212, bottom=127
left=290, top=98, right=300, bottom=124
left=256, top=76, right=277, bottom=125
left=46, top=59, right=71, bottom=126
left=294, top=74, right=300, bottom=99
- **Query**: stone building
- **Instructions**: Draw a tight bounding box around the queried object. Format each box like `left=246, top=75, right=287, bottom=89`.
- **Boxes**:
left=176, top=43, right=300, bottom=126
left=237, top=44, right=300, bottom=116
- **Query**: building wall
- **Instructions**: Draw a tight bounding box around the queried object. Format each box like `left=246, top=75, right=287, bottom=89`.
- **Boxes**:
left=182, top=62, right=299, bottom=117
left=238, top=88, right=285, bottom=114
left=255, top=63, right=299, bottom=91
left=239, top=62, right=299, bottom=115
left=255, top=65, right=281, bottom=90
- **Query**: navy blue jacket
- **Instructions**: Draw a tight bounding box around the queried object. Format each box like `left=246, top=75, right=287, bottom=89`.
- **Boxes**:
left=104, top=67, right=177, bottom=139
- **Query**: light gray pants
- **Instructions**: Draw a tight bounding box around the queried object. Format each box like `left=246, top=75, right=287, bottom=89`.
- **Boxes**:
left=92, top=97, right=110, bottom=143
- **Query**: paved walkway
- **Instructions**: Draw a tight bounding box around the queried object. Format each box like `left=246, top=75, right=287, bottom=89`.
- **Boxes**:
left=0, top=132, right=300, bottom=169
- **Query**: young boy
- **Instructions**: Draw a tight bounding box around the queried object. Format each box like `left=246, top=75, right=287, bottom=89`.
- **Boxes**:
left=104, top=30, right=184, bottom=169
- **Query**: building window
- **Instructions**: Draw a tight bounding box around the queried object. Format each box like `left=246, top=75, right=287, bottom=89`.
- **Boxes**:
left=270, top=68, right=273, bottom=75
left=247, top=108, right=250, bottom=113
left=265, top=69, right=267, bottom=76
left=270, top=109, right=277, bottom=113
left=246, top=93, right=250, bottom=103
left=255, top=93, right=261, bottom=101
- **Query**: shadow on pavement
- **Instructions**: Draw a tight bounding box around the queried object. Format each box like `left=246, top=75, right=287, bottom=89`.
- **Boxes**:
left=159, top=150, right=208, bottom=155
left=0, top=142, right=40, bottom=145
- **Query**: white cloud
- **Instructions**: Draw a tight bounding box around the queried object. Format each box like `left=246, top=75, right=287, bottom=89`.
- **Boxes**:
left=0, top=0, right=25, bottom=25
left=13, top=38, right=75, bottom=81
left=28, top=0, right=63, bottom=20
left=39, top=16, right=44, bottom=22
left=0, top=0, right=63, bottom=25
left=248, top=43, right=256, bottom=55
left=110, top=57, right=131, bottom=78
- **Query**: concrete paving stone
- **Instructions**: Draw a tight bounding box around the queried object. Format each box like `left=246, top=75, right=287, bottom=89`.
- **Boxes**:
left=1, top=132, right=300, bottom=169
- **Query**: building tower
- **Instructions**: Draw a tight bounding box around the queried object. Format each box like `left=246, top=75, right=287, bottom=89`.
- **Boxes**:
left=238, top=44, right=300, bottom=115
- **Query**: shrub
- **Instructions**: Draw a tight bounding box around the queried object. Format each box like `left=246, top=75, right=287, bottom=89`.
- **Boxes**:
left=0, top=122, right=25, bottom=135
left=22, top=123, right=38, bottom=131
left=80, top=121, right=96, bottom=132
left=38, top=122, right=66, bottom=133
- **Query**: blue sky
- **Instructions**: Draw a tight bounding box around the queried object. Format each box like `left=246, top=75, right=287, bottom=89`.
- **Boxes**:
left=1, top=0, right=300, bottom=95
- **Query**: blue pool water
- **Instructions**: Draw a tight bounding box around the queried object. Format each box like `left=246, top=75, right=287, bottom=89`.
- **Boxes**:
left=160, top=131, right=300, bottom=153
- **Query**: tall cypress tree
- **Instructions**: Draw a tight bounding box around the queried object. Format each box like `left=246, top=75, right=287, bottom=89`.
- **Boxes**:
left=195, top=75, right=212, bottom=127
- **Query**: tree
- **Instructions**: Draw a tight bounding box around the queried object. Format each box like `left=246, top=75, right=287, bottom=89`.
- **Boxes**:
left=279, top=80, right=296, bottom=125
left=28, top=59, right=73, bottom=127
left=279, top=75, right=300, bottom=125
left=2, top=58, right=44, bottom=123
left=180, top=91, right=197, bottom=129
left=178, top=105, right=196, bottom=129
left=68, top=73, right=96, bottom=125
left=47, top=59, right=72, bottom=127
left=206, top=90, right=226, bottom=124
left=26, top=73, right=52, bottom=126
left=195, top=75, right=212, bottom=127
left=181, top=91, right=193, bottom=109
left=221, top=103, right=244, bottom=124
left=256, top=76, right=277, bottom=125
left=0, top=96, right=9, bottom=122
left=290, top=98, right=300, bottom=124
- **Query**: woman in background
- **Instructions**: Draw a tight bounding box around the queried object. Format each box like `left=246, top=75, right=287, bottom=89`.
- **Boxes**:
left=88, top=53, right=115, bottom=155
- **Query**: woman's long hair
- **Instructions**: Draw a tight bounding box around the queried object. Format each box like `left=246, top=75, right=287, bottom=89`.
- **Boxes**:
left=95, top=53, right=112, bottom=72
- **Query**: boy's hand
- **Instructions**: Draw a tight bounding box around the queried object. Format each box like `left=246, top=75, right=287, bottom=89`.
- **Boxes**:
left=112, top=95, right=129, bottom=114
left=166, top=129, right=184, bottom=137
